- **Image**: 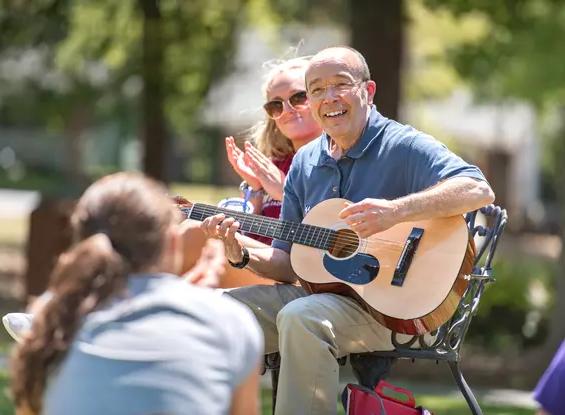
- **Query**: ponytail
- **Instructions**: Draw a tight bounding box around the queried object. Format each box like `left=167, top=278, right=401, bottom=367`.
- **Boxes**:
left=12, top=233, right=128, bottom=413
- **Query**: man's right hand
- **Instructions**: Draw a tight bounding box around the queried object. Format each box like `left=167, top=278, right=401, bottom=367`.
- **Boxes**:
left=200, top=213, right=245, bottom=264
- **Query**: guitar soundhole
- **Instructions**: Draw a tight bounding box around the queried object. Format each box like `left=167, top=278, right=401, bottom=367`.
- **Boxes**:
left=328, top=229, right=359, bottom=258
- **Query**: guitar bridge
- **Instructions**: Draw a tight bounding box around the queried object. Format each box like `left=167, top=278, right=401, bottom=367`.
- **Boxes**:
left=391, top=227, right=424, bottom=287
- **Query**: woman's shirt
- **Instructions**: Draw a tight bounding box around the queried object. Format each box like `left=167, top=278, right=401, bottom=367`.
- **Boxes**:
left=43, top=273, right=263, bottom=415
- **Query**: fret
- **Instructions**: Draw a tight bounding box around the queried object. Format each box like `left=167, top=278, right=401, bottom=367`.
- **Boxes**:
left=293, top=222, right=303, bottom=244
left=258, top=218, right=268, bottom=237
left=304, top=224, right=313, bottom=245
left=249, top=217, right=261, bottom=234
left=282, top=222, right=294, bottom=241
left=273, top=222, right=285, bottom=240
left=313, top=227, right=323, bottom=248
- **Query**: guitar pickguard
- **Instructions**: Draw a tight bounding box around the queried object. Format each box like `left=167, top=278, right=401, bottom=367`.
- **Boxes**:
left=322, top=253, right=380, bottom=285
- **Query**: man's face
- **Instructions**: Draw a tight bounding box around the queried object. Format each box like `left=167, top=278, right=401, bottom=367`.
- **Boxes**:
left=305, top=56, right=375, bottom=143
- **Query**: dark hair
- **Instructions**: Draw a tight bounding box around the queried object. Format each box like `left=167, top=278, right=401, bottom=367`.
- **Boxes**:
left=12, top=172, right=179, bottom=413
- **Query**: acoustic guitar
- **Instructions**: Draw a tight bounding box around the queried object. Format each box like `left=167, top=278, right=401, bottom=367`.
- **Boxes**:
left=179, top=198, right=475, bottom=335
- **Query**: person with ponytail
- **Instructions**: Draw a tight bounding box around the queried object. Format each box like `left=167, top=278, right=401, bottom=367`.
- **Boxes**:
left=11, top=172, right=263, bottom=415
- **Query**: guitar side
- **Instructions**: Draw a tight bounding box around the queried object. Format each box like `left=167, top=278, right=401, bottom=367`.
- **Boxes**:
left=290, top=198, right=474, bottom=335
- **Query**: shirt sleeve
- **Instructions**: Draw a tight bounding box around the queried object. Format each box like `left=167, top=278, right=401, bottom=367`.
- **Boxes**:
left=534, top=340, right=565, bottom=414
left=405, top=133, right=488, bottom=193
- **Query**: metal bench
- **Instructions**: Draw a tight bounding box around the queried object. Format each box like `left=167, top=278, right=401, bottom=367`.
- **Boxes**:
left=263, top=205, right=507, bottom=415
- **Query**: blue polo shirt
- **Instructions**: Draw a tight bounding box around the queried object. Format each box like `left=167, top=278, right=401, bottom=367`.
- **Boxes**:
left=273, top=106, right=486, bottom=253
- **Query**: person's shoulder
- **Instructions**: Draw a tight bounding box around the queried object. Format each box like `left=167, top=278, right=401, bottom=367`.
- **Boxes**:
left=186, top=288, right=262, bottom=353
left=380, top=118, right=444, bottom=152
left=379, top=116, right=419, bottom=145
left=166, top=280, right=257, bottom=323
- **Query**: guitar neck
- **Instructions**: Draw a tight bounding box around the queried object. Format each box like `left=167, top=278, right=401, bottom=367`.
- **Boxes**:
left=182, top=203, right=336, bottom=250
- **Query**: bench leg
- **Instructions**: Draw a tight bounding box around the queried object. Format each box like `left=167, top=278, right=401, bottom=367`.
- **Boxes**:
left=350, top=354, right=394, bottom=389
left=448, top=361, right=482, bottom=415
left=270, top=367, right=279, bottom=415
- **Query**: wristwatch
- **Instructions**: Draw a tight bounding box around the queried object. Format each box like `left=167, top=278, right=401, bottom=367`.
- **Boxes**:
left=239, top=181, right=264, bottom=198
left=228, top=246, right=250, bottom=269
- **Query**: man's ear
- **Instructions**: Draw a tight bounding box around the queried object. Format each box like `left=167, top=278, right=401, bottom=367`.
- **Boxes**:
left=366, top=80, right=377, bottom=103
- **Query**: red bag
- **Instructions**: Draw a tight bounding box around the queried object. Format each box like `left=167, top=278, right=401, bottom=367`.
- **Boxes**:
left=342, top=380, right=433, bottom=415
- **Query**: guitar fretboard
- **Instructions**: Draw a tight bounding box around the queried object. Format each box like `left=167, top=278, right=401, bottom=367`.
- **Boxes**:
left=182, top=203, right=337, bottom=250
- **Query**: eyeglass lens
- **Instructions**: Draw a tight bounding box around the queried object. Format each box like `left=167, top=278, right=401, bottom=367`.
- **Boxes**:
left=264, top=91, right=308, bottom=119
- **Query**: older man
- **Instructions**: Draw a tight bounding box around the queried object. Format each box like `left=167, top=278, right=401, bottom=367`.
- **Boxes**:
left=202, top=46, right=495, bottom=415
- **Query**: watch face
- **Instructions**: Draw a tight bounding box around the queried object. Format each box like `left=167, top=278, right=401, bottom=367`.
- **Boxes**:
left=218, top=197, right=254, bottom=214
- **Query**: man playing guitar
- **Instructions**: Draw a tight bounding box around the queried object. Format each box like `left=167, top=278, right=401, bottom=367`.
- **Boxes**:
left=200, top=46, right=495, bottom=415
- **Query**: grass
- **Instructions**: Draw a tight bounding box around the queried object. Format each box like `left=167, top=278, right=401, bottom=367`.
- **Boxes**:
left=0, top=217, right=28, bottom=248
left=418, top=395, right=534, bottom=415
left=259, top=388, right=535, bottom=415
left=0, top=378, right=535, bottom=415
left=0, top=371, right=13, bottom=415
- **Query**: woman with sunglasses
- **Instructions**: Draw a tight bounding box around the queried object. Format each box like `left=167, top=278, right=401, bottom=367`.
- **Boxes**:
left=11, top=172, right=263, bottom=415
left=225, top=56, right=322, bottom=240
left=179, top=57, right=322, bottom=287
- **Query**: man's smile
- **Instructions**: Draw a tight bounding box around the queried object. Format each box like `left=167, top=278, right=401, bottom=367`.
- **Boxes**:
left=324, top=109, right=347, bottom=118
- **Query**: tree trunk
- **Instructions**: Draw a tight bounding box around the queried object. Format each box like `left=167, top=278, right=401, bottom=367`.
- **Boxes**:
left=540, top=105, right=565, bottom=363
left=24, top=198, right=75, bottom=299
left=350, top=0, right=404, bottom=120
left=139, top=0, right=168, bottom=182
left=63, top=106, right=89, bottom=190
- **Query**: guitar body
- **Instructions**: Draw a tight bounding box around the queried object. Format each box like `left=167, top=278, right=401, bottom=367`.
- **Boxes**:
left=290, top=198, right=475, bottom=335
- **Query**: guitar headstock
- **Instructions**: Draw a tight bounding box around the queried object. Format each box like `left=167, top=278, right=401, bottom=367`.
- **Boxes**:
left=171, top=195, right=194, bottom=219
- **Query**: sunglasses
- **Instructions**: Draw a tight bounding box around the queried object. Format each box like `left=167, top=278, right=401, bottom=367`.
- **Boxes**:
left=263, top=91, right=308, bottom=119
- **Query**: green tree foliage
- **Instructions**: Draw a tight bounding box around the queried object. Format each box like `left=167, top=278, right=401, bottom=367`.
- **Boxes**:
left=423, top=0, right=565, bottom=366
left=0, top=0, right=246, bottom=181
left=405, top=0, right=491, bottom=101
left=422, top=0, right=565, bottom=105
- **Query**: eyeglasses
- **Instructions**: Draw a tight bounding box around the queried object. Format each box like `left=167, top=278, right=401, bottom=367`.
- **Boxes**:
left=307, top=80, right=366, bottom=101
left=263, top=90, right=308, bottom=119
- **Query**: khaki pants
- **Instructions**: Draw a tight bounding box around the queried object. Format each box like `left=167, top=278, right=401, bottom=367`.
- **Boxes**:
left=226, top=284, right=412, bottom=415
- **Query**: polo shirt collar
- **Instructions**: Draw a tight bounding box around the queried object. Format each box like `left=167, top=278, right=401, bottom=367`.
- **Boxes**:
left=316, top=106, right=387, bottom=166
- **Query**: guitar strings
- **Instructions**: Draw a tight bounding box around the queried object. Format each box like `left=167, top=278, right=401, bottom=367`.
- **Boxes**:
left=190, top=204, right=403, bottom=247
left=188, top=204, right=405, bottom=248
left=191, top=206, right=402, bottom=249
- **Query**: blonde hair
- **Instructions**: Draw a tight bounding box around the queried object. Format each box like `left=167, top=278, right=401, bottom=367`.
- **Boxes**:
left=242, top=56, right=312, bottom=159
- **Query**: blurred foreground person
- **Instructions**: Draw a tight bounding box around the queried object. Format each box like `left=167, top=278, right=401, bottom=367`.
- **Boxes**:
left=11, top=172, right=262, bottom=415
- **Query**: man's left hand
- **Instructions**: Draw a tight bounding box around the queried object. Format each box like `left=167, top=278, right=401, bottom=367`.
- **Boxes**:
left=339, top=198, right=400, bottom=238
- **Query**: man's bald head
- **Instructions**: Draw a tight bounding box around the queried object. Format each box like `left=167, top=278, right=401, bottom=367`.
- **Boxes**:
left=308, top=47, right=370, bottom=82
left=304, top=46, right=376, bottom=152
